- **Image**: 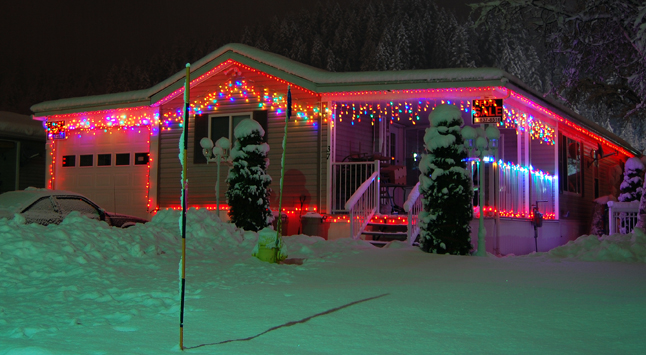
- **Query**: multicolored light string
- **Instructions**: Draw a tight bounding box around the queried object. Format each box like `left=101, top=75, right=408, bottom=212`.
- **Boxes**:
left=502, top=106, right=556, bottom=145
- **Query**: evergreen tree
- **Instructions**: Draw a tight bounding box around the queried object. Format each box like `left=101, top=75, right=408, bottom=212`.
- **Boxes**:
left=226, top=119, right=272, bottom=232
left=618, top=157, right=644, bottom=202
left=418, top=105, right=473, bottom=255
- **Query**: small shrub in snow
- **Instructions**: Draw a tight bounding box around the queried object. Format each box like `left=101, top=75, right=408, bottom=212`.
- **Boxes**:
left=418, top=105, right=473, bottom=255
left=226, top=119, right=272, bottom=232
left=618, top=157, right=644, bottom=202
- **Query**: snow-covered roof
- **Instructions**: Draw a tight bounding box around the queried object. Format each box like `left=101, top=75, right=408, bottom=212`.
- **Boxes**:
left=30, top=43, right=639, bottom=155
left=30, top=43, right=509, bottom=115
left=0, top=111, right=45, bottom=140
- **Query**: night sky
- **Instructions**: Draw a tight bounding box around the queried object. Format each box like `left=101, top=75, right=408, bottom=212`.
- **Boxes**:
left=0, top=0, right=471, bottom=112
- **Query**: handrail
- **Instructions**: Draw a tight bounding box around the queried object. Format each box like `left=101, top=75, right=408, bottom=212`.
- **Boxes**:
left=345, top=171, right=379, bottom=210
left=404, top=182, right=422, bottom=246
left=345, top=171, right=380, bottom=240
left=403, top=182, right=420, bottom=213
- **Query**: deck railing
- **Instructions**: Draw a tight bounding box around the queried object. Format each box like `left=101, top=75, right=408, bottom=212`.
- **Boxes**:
left=403, top=182, right=422, bottom=246
left=331, top=161, right=380, bottom=213
left=345, top=171, right=380, bottom=240
left=497, top=160, right=556, bottom=219
left=607, top=201, right=640, bottom=234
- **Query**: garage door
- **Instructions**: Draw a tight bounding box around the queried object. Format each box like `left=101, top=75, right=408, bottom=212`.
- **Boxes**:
left=54, top=129, right=150, bottom=219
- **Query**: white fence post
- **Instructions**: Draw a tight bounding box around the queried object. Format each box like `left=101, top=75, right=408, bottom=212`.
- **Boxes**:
left=607, top=201, right=640, bottom=235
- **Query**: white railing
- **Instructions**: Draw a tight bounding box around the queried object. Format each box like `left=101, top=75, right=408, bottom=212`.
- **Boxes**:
left=345, top=171, right=380, bottom=240
left=607, top=201, right=640, bottom=234
left=497, top=160, right=556, bottom=219
left=403, top=182, right=422, bottom=246
left=497, top=160, right=529, bottom=218
left=331, top=161, right=380, bottom=213
left=529, top=169, right=557, bottom=219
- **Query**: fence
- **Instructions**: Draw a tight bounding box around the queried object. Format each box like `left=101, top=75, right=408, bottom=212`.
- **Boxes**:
left=330, top=160, right=380, bottom=213
left=498, top=160, right=556, bottom=219
left=607, top=201, right=640, bottom=234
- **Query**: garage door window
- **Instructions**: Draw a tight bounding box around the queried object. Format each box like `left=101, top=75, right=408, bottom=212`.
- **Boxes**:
left=134, top=152, right=149, bottom=165
left=116, top=153, right=130, bottom=166
left=97, top=154, right=111, bottom=166
left=62, top=155, right=75, bottom=167
left=80, top=155, right=93, bottom=167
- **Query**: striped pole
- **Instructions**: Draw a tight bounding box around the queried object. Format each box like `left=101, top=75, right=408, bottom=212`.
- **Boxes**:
left=180, top=63, right=190, bottom=350
left=276, top=86, right=291, bottom=249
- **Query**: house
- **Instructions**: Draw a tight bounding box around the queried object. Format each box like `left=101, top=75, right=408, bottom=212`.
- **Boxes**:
left=0, top=111, right=46, bottom=193
left=31, top=44, right=639, bottom=254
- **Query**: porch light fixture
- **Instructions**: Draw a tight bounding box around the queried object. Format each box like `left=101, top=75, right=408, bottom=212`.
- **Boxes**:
left=200, top=136, right=231, bottom=214
left=462, top=124, right=500, bottom=256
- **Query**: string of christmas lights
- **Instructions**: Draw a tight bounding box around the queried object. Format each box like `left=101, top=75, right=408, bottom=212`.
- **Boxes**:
left=502, top=107, right=556, bottom=145
left=160, top=78, right=320, bottom=128
left=44, top=107, right=158, bottom=138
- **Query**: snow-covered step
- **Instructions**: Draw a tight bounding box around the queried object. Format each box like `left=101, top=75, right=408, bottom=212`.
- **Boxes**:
left=361, top=231, right=407, bottom=237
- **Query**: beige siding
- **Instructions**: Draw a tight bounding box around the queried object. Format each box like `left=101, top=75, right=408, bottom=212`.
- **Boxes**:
left=156, top=68, right=323, bottom=212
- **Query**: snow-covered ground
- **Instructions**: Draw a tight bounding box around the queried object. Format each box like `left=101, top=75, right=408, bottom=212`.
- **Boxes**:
left=1, top=209, right=645, bottom=354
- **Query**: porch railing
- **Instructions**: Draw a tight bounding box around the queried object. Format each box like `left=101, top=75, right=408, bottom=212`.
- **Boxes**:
left=403, top=181, right=422, bottom=246
left=607, top=201, right=640, bottom=234
left=345, top=171, right=380, bottom=240
left=331, top=160, right=380, bottom=213
left=497, top=160, right=556, bottom=219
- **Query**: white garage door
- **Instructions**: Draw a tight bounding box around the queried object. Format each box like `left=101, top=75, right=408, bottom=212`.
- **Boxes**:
left=55, top=129, right=150, bottom=219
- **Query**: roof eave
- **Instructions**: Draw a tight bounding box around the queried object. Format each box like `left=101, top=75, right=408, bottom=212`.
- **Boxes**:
left=503, top=78, right=640, bottom=156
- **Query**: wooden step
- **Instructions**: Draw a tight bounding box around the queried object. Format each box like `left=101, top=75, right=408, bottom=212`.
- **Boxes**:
left=361, top=231, right=408, bottom=237
left=367, top=222, right=407, bottom=228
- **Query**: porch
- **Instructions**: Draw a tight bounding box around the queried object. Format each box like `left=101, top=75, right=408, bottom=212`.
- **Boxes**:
left=322, top=94, right=563, bottom=252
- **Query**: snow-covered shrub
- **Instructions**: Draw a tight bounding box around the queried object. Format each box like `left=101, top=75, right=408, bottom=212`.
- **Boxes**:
left=418, top=105, right=473, bottom=255
left=618, top=157, right=644, bottom=202
left=226, top=119, right=272, bottom=232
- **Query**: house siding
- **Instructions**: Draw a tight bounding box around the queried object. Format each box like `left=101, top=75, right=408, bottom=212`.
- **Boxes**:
left=155, top=68, right=323, bottom=213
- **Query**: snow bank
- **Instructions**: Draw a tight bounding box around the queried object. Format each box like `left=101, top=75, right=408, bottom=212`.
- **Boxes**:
left=546, top=228, right=646, bottom=263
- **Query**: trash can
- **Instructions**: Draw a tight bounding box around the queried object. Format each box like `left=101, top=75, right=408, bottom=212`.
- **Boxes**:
left=272, top=211, right=289, bottom=236
left=301, top=212, right=330, bottom=240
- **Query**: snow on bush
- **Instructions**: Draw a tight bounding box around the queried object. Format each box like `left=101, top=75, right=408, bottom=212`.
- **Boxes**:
left=226, top=118, right=273, bottom=232
left=618, top=156, right=644, bottom=202
left=418, top=105, right=473, bottom=255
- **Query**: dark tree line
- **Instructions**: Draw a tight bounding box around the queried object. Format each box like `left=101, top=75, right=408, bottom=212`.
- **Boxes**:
left=2, top=0, right=643, bottom=150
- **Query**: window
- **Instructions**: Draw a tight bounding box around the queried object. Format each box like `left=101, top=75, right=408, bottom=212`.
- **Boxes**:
left=562, top=136, right=582, bottom=194
left=390, top=132, right=396, bottom=161
left=134, top=152, right=149, bottom=165
left=56, top=196, right=101, bottom=220
left=210, top=114, right=251, bottom=144
left=116, top=153, right=130, bottom=166
left=62, top=155, right=75, bottom=167
left=592, top=159, right=600, bottom=199
left=22, top=197, right=60, bottom=225
left=193, top=111, right=268, bottom=164
left=79, top=154, right=93, bottom=167
left=97, top=154, right=111, bottom=166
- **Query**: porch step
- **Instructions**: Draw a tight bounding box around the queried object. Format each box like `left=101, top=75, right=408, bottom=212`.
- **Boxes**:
left=361, top=231, right=408, bottom=237
left=366, top=223, right=408, bottom=232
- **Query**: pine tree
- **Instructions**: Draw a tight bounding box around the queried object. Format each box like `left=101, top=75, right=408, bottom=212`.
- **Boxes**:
left=618, top=157, right=644, bottom=202
left=418, top=105, right=473, bottom=255
left=226, top=119, right=272, bottom=232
